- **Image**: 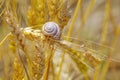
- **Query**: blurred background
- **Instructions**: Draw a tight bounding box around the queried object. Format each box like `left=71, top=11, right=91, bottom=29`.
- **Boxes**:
left=63, top=0, right=120, bottom=80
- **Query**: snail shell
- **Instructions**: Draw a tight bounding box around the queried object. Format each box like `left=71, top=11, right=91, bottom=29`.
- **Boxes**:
left=42, top=22, right=61, bottom=39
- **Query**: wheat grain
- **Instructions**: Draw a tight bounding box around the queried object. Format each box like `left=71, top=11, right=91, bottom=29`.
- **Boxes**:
left=11, top=58, right=26, bottom=80
left=27, top=0, right=46, bottom=28
left=31, top=42, right=45, bottom=80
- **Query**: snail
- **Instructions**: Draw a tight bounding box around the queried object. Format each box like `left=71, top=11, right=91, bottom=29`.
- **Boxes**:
left=42, top=22, right=61, bottom=39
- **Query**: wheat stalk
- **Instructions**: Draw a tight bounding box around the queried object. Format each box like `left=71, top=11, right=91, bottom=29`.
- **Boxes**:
left=4, top=4, right=33, bottom=79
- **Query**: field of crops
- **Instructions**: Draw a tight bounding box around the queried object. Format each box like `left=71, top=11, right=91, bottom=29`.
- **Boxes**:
left=0, top=0, right=120, bottom=80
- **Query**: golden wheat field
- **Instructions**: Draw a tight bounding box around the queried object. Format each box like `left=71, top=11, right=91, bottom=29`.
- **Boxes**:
left=0, top=0, right=120, bottom=80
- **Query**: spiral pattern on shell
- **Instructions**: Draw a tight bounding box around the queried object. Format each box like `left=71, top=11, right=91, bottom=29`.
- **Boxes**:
left=42, top=22, right=61, bottom=39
